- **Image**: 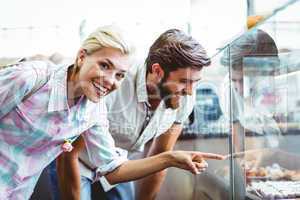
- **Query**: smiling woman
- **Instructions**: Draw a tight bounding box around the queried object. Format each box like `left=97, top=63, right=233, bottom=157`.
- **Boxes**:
left=0, top=25, right=134, bottom=199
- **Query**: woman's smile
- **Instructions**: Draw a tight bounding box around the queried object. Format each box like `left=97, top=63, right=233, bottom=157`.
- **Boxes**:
left=92, top=81, right=108, bottom=97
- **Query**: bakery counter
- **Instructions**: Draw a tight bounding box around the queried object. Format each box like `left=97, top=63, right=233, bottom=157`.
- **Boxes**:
left=157, top=134, right=300, bottom=200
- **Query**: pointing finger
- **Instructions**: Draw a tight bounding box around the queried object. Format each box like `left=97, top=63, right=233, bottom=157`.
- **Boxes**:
left=193, top=152, right=225, bottom=160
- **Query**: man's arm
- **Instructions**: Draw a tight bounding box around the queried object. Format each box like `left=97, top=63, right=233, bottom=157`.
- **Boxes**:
left=137, top=123, right=182, bottom=200
left=56, top=136, right=86, bottom=200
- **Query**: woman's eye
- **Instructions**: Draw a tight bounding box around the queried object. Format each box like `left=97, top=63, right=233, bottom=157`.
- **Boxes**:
left=99, top=63, right=109, bottom=70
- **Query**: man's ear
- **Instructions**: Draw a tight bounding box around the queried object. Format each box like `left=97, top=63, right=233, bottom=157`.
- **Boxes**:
left=76, top=48, right=87, bottom=67
left=151, top=63, right=164, bottom=81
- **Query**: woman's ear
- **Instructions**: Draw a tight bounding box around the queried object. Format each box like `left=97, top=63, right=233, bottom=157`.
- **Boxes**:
left=151, top=63, right=164, bottom=81
left=76, top=49, right=87, bottom=67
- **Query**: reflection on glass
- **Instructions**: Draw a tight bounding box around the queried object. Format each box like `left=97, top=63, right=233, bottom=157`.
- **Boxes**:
left=183, top=1, right=300, bottom=199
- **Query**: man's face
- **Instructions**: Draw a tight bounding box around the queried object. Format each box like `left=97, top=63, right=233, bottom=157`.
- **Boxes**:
left=159, top=67, right=202, bottom=109
left=231, top=69, right=244, bottom=96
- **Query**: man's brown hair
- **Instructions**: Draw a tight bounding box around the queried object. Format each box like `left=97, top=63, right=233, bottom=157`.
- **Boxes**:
left=145, top=29, right=210, bottom=75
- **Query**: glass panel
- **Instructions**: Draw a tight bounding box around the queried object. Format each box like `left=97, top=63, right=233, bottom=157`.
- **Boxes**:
left=253, top=0, right=297, bottom=16
left=182, top=44, right=233, bottom=199
left=229, top=1, right=300, bottom=199
left=182, top=1, right=300, bottom=199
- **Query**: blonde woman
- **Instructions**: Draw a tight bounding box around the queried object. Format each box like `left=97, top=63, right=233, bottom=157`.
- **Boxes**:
left=0, top=25, right=132, bottom=199
left=0, top=25, right=223, bottom=200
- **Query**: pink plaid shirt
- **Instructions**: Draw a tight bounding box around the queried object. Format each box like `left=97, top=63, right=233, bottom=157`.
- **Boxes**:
left=0, top=61, right=127, bottom=199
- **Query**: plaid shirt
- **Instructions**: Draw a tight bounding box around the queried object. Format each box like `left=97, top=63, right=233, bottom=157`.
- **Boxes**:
left=0, top=61, right=127, bottom=199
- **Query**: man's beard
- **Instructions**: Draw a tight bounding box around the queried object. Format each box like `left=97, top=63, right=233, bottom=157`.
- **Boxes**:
left=158, top=80, right=180, bottom=109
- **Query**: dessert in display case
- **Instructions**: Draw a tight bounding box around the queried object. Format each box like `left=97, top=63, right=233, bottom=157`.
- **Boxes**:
left=244, top=149, right=300, bottom=199
left=219, top=149, right=300, bottom=199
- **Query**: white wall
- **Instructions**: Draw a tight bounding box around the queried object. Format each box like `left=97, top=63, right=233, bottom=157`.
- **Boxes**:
left=0, top=0, right=247, bottom=58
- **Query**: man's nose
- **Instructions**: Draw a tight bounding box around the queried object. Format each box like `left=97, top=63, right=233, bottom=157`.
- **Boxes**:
left=183, top=83, right=193, bottom=96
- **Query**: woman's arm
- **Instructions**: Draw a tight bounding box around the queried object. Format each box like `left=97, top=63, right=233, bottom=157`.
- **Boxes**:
left=56, top=136, right=86, bottom=200
left=57, top=118, right=225, bottom=199
left=105, top=150, right=224, bottom=184
left=57, top=134, right=224, bottom=200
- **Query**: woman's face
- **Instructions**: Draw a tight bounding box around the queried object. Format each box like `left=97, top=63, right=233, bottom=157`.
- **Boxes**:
left=76, top=47, right=130, bottom=103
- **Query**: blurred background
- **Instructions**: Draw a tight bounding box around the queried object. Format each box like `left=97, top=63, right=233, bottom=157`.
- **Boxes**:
left=1, top=0, right=300, bottom=199
left=0, top=0, right=247, bottom=58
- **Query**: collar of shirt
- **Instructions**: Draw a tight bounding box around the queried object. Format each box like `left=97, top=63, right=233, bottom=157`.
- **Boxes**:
left=47, top=64, right=70, bottom=112
left=135, top=63, right=150, bottom=106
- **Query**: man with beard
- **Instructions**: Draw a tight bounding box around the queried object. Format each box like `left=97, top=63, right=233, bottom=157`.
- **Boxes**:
left=58, top=29, right=211, bottom=200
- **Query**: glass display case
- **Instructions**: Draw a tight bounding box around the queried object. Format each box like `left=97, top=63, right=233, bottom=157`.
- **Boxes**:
left=176, top=0, right=300, bottom=200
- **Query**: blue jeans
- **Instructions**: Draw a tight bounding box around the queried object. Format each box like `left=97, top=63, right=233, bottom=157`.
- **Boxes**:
left=80, top=176, right=93, bottom=200
left=46, top=161, right=60, bottom=200
left=81, top=176, right=135, bottom=200
left=48, top=162, right=93, bottom=200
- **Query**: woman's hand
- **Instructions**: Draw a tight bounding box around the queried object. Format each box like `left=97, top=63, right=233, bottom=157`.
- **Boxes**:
left=168, top=151, right=225, bottom=174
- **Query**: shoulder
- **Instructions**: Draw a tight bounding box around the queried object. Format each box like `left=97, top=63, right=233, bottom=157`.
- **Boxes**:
left=7, top=60, right=56, bottom=78
left=0, top=61, right=57, bottom=100
left=23, top=60, right=57, bottom=76
left=0, top=61, right=39, bottom=86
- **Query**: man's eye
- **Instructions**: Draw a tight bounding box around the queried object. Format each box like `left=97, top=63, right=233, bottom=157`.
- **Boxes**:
left=116, top=73, right=125, bottom=79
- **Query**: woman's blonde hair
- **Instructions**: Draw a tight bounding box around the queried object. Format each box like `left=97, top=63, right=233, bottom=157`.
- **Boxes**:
left=74, top=25, right=134, bottom=71
left=81, top=25, right=132, bottom=55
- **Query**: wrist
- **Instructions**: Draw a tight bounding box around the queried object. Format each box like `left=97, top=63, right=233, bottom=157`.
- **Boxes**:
left=161, top=151, right=175, bottom=168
